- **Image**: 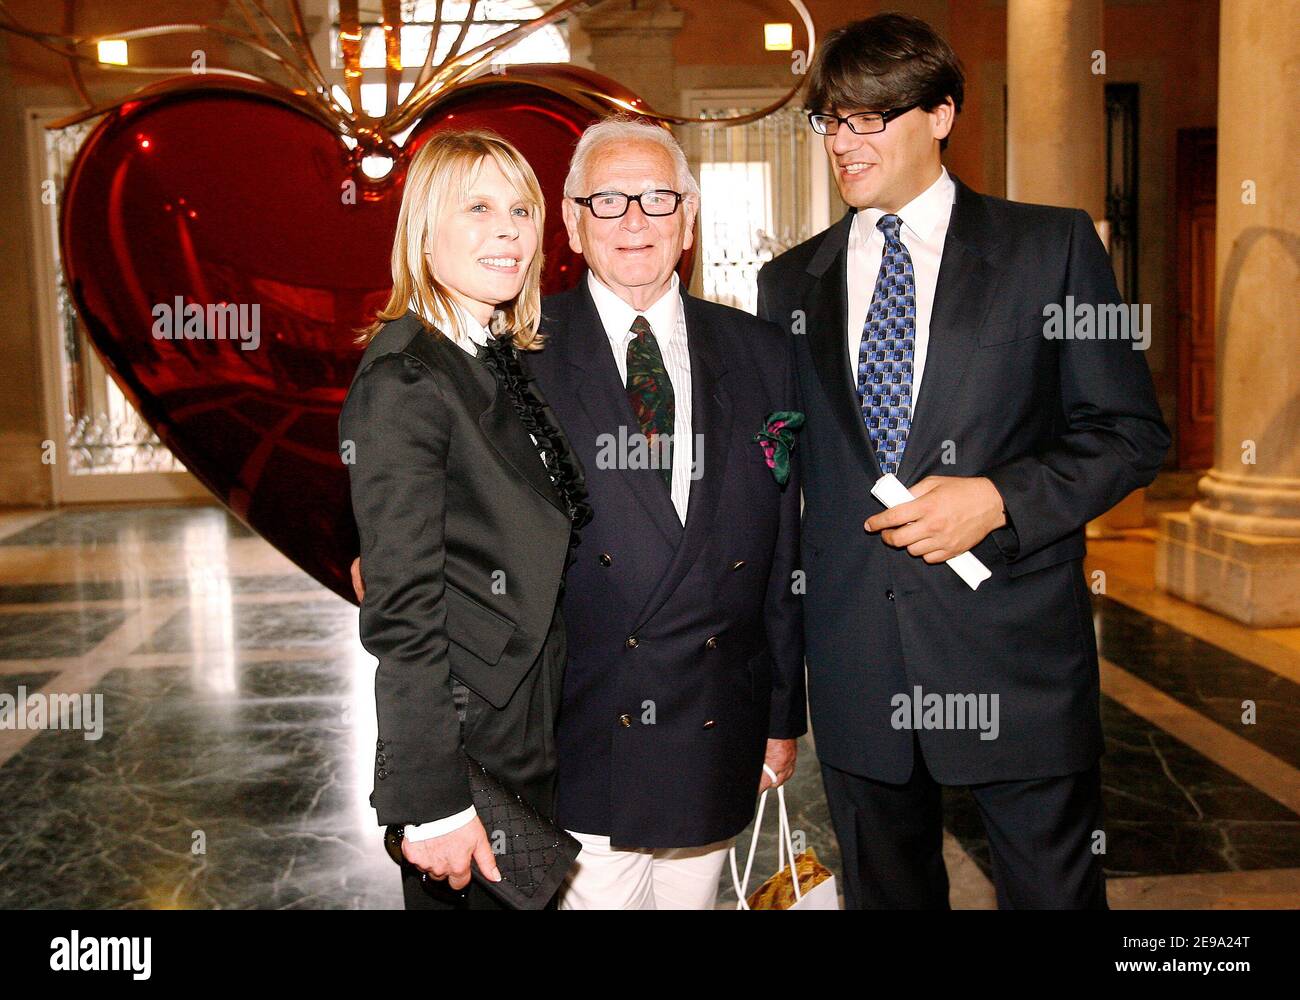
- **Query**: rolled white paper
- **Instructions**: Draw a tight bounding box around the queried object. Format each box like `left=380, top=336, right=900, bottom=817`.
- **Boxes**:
left=869, top=473, right=992, bottom=591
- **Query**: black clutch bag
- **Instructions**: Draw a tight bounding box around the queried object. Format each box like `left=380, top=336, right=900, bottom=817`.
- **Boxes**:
left=384, top=754, right=581, bottom=910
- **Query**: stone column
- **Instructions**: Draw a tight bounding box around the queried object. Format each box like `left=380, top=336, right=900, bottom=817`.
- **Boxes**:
left=1156, top=0, right=1300, bottom=626
left=579, top=0, right=684, bottom=118
left=0, top=30, right=53, bottom=507
left=1006, top=0, right=1146, bottom=530
left=1006, top=0, right=1106, bottom=217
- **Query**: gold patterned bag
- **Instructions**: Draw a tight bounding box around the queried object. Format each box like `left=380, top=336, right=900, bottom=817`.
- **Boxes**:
left=729, top=774, right=840, bottom=910
left=745, top=846, right=836, bottom=909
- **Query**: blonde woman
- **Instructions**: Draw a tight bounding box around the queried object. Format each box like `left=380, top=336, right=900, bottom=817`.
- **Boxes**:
left=341, top=130, right=590, bottom=910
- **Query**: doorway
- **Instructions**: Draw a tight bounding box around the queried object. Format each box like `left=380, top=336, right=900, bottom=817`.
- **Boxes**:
left=1175, top=127, right=1217, bottom=471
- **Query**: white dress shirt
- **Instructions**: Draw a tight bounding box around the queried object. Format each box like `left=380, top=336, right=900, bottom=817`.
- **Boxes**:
left=586, top=270, right=694, bottom=524
left=400, top=294, right=488, bottom=842
left=847, top=166, right=956, bottom=415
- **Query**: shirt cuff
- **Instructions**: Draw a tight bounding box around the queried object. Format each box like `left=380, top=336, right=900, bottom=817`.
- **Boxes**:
left=404, top=806, right=477, bottom=841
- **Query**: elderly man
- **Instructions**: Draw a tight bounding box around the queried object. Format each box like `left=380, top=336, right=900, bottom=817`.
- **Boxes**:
left=524, top=116, right=805, bottom=909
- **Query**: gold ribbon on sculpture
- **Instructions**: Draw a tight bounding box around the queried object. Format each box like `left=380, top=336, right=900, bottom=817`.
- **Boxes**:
left=0, top=0, right=816, bottom=138
left=337, top=0, right=366, bottom=128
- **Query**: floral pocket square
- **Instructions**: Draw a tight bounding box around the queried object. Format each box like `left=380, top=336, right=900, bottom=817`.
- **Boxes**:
left=753, top=410, right=805, bottom=487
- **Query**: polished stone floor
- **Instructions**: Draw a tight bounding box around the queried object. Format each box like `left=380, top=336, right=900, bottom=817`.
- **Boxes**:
left=0, top=504, right=1296, bottom=909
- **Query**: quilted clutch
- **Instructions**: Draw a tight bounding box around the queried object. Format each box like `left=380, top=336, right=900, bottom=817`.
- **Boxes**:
left=384, top=754, right=581, bottom=910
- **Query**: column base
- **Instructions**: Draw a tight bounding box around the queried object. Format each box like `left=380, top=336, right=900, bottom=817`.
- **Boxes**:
left=1155, top=511, right=1300, bottom=627
left=1086, top=487, right=1146, bottom=539
left=0, top=430, right=54, bottom=507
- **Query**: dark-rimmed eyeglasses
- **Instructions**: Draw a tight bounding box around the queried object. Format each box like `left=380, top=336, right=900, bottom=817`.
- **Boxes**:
left=573, top=190, right=685, bottom=219
left=807, top=104, right=920, bottom=136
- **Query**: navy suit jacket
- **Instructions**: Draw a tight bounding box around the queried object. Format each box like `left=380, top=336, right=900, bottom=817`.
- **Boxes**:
left=757, top=176, right=1169, bottom=786
left=525, top=279, right=806, bottom=848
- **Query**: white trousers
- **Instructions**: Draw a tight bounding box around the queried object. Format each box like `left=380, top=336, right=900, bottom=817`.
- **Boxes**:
left=557, top=830, right=734, bottom=910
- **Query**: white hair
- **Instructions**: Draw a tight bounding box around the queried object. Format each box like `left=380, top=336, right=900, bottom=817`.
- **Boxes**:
left=563, top=116, right=701, bottom=202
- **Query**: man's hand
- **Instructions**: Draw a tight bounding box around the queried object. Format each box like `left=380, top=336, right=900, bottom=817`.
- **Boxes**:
left=758, top=738, right=797, bottom=793
left=865, top=476, right=1006, bottom=564
left=351, top=557, right=365, bottom=602
left=401, top=816, right=501, bottom=890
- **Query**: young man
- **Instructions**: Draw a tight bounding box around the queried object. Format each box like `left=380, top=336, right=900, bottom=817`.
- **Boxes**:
left=758, top=13, right=1169, bottom=909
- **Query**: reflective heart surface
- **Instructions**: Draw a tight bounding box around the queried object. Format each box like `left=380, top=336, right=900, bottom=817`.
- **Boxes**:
left=60, top=69, right=661, bottom=601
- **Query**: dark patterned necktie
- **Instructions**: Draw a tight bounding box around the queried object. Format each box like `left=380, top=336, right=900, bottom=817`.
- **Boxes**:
left=856, top=213, right=916, bottom=477
left=625, top=315, right=674, bottom=487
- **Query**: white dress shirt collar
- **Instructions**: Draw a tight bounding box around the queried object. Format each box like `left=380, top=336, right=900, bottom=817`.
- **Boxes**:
left=586, top=270, right=682, bottom=344
left=851, top=166, right=956, bottom=248
left=409, top=294, right=493, bottom=356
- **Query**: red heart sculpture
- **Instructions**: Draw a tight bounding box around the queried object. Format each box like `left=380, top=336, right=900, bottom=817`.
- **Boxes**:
left=60, top=68, right=677, bottom=602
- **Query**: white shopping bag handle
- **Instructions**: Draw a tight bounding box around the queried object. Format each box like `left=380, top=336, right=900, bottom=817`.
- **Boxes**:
left=729, top=764, right=803, bottom=909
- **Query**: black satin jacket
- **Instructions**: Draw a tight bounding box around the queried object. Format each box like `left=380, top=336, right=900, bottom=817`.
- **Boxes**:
left=340, top=310, right=589, bottom=826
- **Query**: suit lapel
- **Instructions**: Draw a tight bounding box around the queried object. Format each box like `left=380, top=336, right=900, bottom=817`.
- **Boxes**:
left=562, top=282, right=684, bottom=548
left=632, top=291, right=732, bottom=631
left=805, top=211, right=883, bottom=480
left=414, top=322, right=568, bottom=518
left=895, top=177, right=1001, bottom=485
left=477, top=362, right=570, bottom=519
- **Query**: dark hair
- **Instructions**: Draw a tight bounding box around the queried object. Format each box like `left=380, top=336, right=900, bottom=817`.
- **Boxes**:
left=804, top=13, right=965, bottom=151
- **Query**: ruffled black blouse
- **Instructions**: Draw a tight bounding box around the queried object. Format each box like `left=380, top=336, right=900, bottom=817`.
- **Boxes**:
left=477, top=334, right=592, bottom=572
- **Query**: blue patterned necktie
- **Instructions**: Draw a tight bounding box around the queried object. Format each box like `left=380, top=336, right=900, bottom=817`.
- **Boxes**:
left=856, top=213, right=915, bottom=476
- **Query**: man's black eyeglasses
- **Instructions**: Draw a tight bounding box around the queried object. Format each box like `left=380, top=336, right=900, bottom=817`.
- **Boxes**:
left=807, top=104, right=920, bottom=136
left=573, top=190, right=685, bottom=219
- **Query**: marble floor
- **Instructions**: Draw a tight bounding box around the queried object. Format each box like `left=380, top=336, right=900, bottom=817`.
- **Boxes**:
left=0, top=503, right=1296, bottom=909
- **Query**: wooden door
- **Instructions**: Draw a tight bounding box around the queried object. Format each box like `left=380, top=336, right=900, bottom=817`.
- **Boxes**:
left=1176, top=128, right=1217, bottom=470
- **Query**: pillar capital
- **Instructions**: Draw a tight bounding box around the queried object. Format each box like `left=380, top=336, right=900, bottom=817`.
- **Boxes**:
left=579, top=0, right=685, bottom=38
